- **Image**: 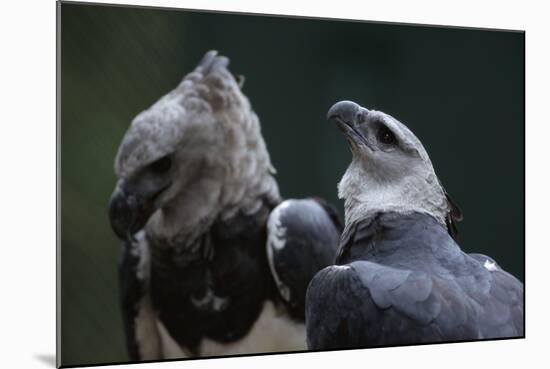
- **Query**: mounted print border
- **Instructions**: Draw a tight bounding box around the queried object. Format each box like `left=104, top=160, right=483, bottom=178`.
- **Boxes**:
left=57, top=1, right=525, bottom=367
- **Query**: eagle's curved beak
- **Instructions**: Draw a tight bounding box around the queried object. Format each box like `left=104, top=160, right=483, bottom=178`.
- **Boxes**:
left=327, top=100, right=370, bottom=149
left=108, top=179, right=166, bottom=242
left=327, top=100, right=361, bottom=124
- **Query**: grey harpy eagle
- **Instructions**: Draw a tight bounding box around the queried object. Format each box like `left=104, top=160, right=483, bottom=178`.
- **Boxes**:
left=108, top=51, right=341, bottom=360
left=305, top=100, right=523, bottom=349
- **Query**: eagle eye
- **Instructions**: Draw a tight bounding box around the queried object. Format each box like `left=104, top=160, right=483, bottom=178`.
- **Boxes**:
left=150, top=155, right=172, bottom=174
left=377, top=126, right=397, bottom=146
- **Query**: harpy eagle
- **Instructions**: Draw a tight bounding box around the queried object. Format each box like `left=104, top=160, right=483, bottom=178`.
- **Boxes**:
left=305, top=100, right=524, bottom=349
left=108, top=51, right=341, bottom=360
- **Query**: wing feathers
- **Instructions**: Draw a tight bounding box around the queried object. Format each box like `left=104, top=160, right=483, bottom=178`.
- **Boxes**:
left=267, top=198, right=341, bottom=319
left=306, top=213, right=524, bottom=349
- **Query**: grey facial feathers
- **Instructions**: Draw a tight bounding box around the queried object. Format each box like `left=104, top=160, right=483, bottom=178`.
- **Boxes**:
left=328, top=100, right=451, bottom=229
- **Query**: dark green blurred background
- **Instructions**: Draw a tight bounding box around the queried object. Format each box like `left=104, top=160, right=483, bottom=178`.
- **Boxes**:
left=60, top=2, right=524, bottom=366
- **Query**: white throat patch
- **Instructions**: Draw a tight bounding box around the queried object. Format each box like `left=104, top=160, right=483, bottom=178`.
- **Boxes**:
left=338, top=155, right=449, bottom=230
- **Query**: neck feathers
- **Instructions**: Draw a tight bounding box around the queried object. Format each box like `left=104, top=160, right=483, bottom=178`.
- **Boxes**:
left=339, top=161, right=449, bottom=234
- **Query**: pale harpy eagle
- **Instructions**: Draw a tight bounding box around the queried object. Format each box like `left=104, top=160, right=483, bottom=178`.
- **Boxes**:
left=305, top=100, right=523, bottom=349
left=108, top=51, right=341, bottom=360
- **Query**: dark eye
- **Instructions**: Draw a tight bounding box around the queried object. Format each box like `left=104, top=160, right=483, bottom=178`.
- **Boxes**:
left=377, top=126, right=397, bottom=145
left=149, top=155, right=172, bottom=174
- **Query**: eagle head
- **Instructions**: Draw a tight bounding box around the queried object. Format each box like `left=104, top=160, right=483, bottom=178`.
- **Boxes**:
left=109, top=50, right=278, bottom=242
left=327, top=100, right=459, bottom=230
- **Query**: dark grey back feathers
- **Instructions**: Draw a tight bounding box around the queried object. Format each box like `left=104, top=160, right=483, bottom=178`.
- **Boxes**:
left=306, top=212, right=523, bottom=349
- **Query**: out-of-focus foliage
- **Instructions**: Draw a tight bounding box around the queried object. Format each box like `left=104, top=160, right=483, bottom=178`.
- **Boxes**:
left=60, top=3, right=524, bottom=366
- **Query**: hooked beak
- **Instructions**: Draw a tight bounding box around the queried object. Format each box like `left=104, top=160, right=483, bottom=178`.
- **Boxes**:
left=108, top=179, right=167, bottom=242
left=327, top=100, right=371, bottom=150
